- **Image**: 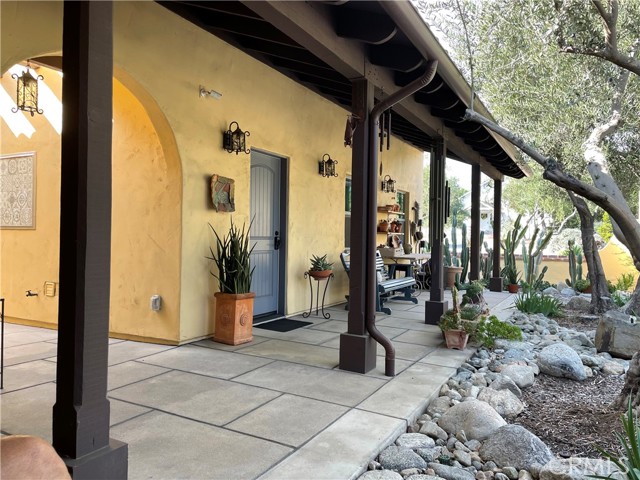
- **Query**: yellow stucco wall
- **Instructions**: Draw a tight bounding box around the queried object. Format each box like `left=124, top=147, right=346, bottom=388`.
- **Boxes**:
left=1, top=1, right=424, bottom=343
left=0, top=65, right=183, bottom=341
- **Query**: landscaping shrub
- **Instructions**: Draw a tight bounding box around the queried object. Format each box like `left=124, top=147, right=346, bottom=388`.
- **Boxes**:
left=460, top=304, right=482, bottom=320
left=473, top=315, right=522, bottom=348
left=514, top=291, right=562, bottom=317
left=611, top=291, right=629, bottom=308
left=616, top=273, right=636, bottom=292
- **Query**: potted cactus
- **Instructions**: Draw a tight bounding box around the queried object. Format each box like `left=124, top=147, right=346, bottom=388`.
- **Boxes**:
left=439, top=286, right=470, bottom=350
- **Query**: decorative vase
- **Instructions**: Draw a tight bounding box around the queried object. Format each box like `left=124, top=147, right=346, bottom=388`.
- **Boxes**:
left=444, top=266, right=463, bottom=289
left=378, top=220, right=389, bottom=233
left=444, top=329, right=469, bottom=350
left=213, top=292, right=255, bottom=345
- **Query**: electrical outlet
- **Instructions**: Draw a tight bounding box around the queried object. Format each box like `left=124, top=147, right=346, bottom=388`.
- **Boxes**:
left=150, top=295, right=162, bottom=311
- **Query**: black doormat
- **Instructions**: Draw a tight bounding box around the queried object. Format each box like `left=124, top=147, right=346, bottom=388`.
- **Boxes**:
left=254, top=319, right=312, bottom=332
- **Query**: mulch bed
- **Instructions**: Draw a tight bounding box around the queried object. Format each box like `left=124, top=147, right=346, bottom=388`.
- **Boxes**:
left=508, top=308, right=630, bottom=459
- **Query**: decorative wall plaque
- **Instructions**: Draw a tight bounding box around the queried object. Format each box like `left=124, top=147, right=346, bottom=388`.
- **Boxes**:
left=210, top=174, right=235, bottom=212
left=0, top=152, right=36, bottom=228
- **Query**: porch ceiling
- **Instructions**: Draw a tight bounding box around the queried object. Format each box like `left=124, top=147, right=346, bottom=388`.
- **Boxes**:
left=158, top=0, right=527, bottom=180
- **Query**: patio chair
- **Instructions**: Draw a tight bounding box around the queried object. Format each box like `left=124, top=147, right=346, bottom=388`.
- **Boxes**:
left=340, top=249, right=418, bottom=314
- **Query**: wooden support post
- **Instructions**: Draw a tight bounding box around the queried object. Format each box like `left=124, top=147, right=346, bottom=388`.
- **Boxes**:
left=490, top=179, right=503, bottom=292
left=52, top=2, right=128, bottom=478
left=339, top=78, right=377, bottom=373
left=425, top=139, right=448, bottom=324
left=469, top=164, right=481, bottom=281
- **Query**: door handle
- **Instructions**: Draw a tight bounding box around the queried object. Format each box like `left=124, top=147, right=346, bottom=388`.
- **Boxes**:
left=274, top=231, right=281, bottom=250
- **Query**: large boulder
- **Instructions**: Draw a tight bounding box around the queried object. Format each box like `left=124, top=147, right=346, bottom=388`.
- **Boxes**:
left=565, top=296, right=591, bottom=312
left=538, top=343, right=587, bottom=381
left=539, top=458, right=621, bottom=480
left=479, top=425, right=553, bottom=471
left=477, top=388, right=524, bottom=417
left=437, top=400, right=506, bottom=441
left=595, top=311, right=640, bottom=359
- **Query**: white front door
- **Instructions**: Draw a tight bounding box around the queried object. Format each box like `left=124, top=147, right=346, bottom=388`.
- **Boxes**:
left=250, top=150, right=283, bottom=316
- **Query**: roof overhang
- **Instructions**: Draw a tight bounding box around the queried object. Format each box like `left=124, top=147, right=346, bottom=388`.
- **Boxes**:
left=159, top=0, right=530, bottom=180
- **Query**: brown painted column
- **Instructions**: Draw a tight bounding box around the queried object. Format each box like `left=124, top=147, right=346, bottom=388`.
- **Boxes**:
left=469, top=164, right=481, bottom=281
left=425, top=139, right=448, bottom=324
left=52, top=2, right=128, bottom=478
left=489, top=179, right=503, bottom=292
left=340, top=78, right=377, bottom=373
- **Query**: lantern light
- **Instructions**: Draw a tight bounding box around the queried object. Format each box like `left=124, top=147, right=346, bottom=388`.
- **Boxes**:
left=319, top=154, right=338, bottom=178
left=11, top=63, right=43, bottom=117
left=381, top=175, right=396, bottom=193
left=223, top=121, right=250, bottom=154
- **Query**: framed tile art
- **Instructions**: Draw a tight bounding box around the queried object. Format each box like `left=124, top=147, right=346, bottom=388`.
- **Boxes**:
left=0, top=152, right=36, bottom=229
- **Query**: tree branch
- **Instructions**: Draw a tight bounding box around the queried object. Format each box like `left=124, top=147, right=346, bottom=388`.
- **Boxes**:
left=464, top=108, right=640, bottom=268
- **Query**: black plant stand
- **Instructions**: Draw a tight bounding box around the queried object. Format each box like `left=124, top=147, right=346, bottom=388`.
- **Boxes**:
left=303, top=272, right=333, bottom=319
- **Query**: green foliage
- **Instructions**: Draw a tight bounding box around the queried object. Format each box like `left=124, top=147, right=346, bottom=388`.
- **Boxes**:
left=473, top=315, right=523, bottom=348
left=521, top=226, right=552, bottom=290
left=592, top=399, right=640, bottom=480
left=501, top=214, right=525, bottom=285
left=480, top=240, right=493, bottom=281
left=207, top=218, right=256, bottom=294
left=309, top=254, right=333, bottom=271
left=617, top=273, right=636, bottom=292
left=439, top=309, right=462, bottom=332
left=574, top=278, right=590, bottom=293
left=514, top=291, right=562, bottom=317
left=597, top=211, right=614, bottom=244
left=502, top=263, right=520, bottom=286
left=460, top=304, right=482, bottom=320
left=611, top=291, right=628, bottom=308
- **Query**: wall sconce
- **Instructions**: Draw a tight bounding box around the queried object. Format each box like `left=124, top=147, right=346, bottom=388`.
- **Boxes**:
left=199, top=85, right=222, bottom=100
left=381, top=175, right=396, bottom=193
left=319, top=154, right=338, bottom=178
left=11, top=63, right=43, bottom=116
left=223, top=121, right=250, bottom=155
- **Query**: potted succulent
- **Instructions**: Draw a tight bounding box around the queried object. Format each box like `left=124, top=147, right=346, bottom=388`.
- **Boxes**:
left=503, top=264, right=520, bottom=293
left=308, top=254, right=333, bottom=279
left=461, top=280, right=485, bottom=305
left=574, top=278, right=591, bottom=293
left=207, top=218, right=256, bottom=345
left=438, top=286, right=470, bottom=350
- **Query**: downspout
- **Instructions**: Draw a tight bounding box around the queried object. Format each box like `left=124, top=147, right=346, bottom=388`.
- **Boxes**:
left=367, top=60, right=438, bottom=377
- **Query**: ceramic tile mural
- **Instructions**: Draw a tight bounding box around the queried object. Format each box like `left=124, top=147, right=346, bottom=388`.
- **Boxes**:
left=0, top=152, right=35, bottom=228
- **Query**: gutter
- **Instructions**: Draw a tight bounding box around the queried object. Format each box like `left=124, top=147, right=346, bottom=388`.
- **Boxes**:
left=380, top=1, right=532, bottom=178
left=367, top=60, right=438, bottom=377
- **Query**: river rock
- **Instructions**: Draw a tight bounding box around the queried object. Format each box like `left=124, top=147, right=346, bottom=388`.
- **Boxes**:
left=438, top=400, right=506, bottom=441
left=539, top=457, right=621, bottom=480
left=427, top=396, right=452, bottom=416
left=595, top=311, right=640, bottom=359
left=538, top=343, right=587, bottom=381
left=490, top=375, right=523, bottom=398
left=477, top=388, right=524, bottom=417
left=396, top=433, right=435, bottom=449
left=378, top=446, right=427, bottom=471
left=428, top=463, right=476, bottom=480
left=479, top=425, right=553, bottom=471
left=500, top=364, right=535, bottom=389
left=419, top=421, right=448, bottom=441
left=566, top=296, right=591, bottom=311
left=602, top=361, right=625, bottom=375
left=359, top=471, right=404, bottom=480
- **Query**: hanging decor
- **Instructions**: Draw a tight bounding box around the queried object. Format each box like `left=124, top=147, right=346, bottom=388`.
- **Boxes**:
left=381, top=174, right=396, bottom=193
left=318, top=154, right=338, bottom=178
left=12, top=63, right=43, bottom=117
left=379, top=109, right=391, bottom=152
left=210, top=174, right=235, bottom=212
left=223, top=121, right=250, bottom=154
left=343, top=114, right=359, bottom=147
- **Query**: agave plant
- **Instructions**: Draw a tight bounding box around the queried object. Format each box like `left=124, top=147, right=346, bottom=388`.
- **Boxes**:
left=207, top=218, right=256, bottom=294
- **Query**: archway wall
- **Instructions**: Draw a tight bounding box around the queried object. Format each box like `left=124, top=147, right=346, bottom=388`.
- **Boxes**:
left=1, top=1, right=425, bottom=344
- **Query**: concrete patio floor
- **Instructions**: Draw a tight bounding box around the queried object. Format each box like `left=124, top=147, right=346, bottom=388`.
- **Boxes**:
left=1, top=290, right=515, bottom=480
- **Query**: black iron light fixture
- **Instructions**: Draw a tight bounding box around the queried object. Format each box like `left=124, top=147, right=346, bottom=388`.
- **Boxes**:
left=11, top=63, right=43, bottom=116
left=319, top=154, right=338, bottom=178
left=223, top=121, right=250, bottom=154
left=381, top=174, right=396, bottom=193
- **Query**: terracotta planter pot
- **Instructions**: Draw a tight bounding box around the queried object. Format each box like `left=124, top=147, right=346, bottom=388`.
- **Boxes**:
left=213, top=292, right=255, bottom=345
left=507, top=284, right=519, bottom=294
left=444, top=329, right=469, bottom=350
left=444, top=266, right=463, bottom=289
left=309, top=269, right=332, bottom=279
left=582, top=285, right=593, bottom=294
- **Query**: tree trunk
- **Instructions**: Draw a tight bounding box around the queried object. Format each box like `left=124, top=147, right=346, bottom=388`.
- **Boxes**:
left=613, top=352, right=640, bottom=410
left=568, top=192, right=613, bottom=313
left=624, top=277, right=640, bottom=316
